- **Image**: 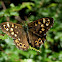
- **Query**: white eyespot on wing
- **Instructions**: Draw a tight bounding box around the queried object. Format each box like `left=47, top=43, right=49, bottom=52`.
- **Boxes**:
left=16, top=32, right=18, bottom=34
left=7, top=22, right=10, bottom=27
left=11, top=32, right=14, bottom=35
left=12, top=24, right=14, bottom=27
left=41, top=24, right=44, bottom=27
left=15, top=26, right=17, bottom=28
left=38, top=21, right=41, bottom=24
left=43, top=18, right=46, bottom=24
left=6, top=28, right=9, bottom=31
left=39, top=31, right=42, bottom=34
left=46, top=23, right=49, bottom=26
left=10, top=28, right=13, bottom=31
left=48, top=19, right=50, bottom=21
left=35, top=23, right=37, bottom=26
left=18, top=38, right=20, bottom=41
left=41, top=28, right=45, bottom=31
left=3, top=25, right=6, bottom=27
left=14, top=34, right=17, bottom=37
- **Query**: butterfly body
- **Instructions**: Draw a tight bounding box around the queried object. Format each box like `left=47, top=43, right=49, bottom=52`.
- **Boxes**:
left=0, top=17, right=54, bottom=50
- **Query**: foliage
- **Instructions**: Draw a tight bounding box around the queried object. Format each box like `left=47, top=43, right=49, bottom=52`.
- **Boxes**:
left=0, top=0, right=62, bottom=62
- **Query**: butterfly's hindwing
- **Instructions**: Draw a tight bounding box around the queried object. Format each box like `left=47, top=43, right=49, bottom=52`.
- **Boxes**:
left=28, top=31, right=46, bottom=48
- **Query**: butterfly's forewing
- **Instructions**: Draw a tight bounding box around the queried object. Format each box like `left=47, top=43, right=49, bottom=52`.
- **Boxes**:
left=28, top=17, right=54, bottom=36
left=0, top=22, right=29, bottom=50
left=28, top=17, right=54, bottom=48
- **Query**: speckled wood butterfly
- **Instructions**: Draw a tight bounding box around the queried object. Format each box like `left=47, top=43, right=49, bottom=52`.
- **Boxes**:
left=0, top=17, right=54, bottom=50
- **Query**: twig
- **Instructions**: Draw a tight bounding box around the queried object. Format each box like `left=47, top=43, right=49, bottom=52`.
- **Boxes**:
left=15, top=16, right=24, bottom=23
left=1, top=1, right=6, bottom=10
left=1, top=1, right=10, bottom=21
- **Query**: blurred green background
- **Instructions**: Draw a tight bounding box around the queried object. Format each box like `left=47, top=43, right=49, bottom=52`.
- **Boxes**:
left=0, top=0, right=62, bottom=62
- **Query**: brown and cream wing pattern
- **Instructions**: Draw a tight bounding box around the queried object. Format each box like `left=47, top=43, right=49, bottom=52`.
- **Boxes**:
left=0, top=22, right=29, bottom=50
left=28, top=17, right=54, bottom=37
left=0, top=17, right=54, bottom=50
left=28, top=17, right=54, bottom=48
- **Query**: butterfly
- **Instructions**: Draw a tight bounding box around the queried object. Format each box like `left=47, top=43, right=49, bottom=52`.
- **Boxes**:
left=0, top=17, right=54, bottom=50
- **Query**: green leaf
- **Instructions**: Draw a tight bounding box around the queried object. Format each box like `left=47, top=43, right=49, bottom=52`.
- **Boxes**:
left=0, top=34, right=8, bottom=40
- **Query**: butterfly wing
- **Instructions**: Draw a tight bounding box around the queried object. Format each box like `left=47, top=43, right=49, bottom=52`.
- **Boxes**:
left=28, top=31, right=46, bottom=48
left=0, top=22, right=29, bottom=50
left=28, top=17, right=54, bottom=48
left=28, top=17, right=54, bottom=36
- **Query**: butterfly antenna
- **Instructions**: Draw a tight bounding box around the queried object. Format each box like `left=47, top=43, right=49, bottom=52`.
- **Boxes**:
left=29, top=46, right=41, bottom=53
